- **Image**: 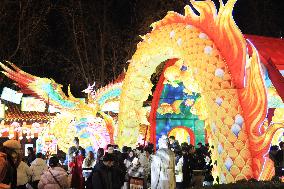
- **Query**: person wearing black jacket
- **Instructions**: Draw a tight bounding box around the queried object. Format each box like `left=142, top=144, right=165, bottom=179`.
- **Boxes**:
left=169, top=136, right=180, bottom=152
left=91, top=153, right=124, bottom=189
left=96, top=148, right=105, bottom=165
left=180, top=145, right=191, bottom=189
left=68, top=137, right=86, bottom=161
left=27, top=147, right=36, bottom=166
left=105, top=145, right=126, bottom=188
left=195, top=144, right=206, bottom=170
left=85, top=148, right=104, bottom=188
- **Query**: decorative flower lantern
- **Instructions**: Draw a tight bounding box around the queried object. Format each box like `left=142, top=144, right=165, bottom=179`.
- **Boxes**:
left=11, top=122, right=20, bottom=131
left=8, top=122, right=20, bottom=139
left=33, top=122, right=41, bottom=133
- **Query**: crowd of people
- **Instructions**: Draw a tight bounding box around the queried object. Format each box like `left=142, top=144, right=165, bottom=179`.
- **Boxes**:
left=67, top=136, right=214, bottom=189
left=0, top=136, right=283, bottom=189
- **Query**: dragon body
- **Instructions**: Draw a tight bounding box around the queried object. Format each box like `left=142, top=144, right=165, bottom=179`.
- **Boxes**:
left=117, top=0, right=284, bottom=182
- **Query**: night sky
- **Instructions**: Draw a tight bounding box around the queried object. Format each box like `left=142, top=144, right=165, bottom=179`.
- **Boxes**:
left=0, top=0, right=283, bottom=97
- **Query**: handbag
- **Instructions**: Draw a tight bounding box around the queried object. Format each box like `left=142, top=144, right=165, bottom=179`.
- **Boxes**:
left=49, top=170, right=63, bottom=189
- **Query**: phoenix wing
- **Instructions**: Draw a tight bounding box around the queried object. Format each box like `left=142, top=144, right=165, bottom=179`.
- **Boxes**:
left=0, top=61, right=83, bottom=109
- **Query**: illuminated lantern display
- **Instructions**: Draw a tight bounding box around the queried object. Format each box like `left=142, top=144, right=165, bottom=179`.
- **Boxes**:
left=36, top=127, right=58, bottom=155
left=8, top=125, right=14, bottom=139
left=0, top=121, right=43, bottom=140
left=47, top=111, right=111, bottom=152
left=1, top=0, right=284, bottom=183
left=117, top=0, right=284, bottom=183
left=155, top=72, right=203, bottom=146
left=0, top=99, right=53, bottom=140
left=0, top=61, right=124, bottom=153
left=10, top=122, right=20, bottom=139
left=21, top=122, right=29, bottom=139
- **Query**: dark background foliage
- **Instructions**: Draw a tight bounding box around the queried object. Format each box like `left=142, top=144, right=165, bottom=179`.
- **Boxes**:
left=0, top=0, right=283, bottom=97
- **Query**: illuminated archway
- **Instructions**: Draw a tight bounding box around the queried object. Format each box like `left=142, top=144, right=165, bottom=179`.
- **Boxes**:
left=117, top=0, right=284, bottom=183
left=168, top=126, right=196, bottom=145
left=149, top=59, right=205, bottom=147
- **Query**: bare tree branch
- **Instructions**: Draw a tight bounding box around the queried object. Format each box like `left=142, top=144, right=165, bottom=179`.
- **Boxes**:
left=71, top=4, right=89, bottom=85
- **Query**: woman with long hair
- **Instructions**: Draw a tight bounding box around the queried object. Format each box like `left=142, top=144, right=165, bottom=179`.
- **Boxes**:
left=96, top=148, right=104, bottom=165
left=124, top=150, right=135, bottom=169
left=82, top=151, right=96, bottom=180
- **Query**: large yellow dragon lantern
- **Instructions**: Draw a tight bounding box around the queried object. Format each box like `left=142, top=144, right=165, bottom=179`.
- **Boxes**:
left=117, top=0, right=284, bottom=183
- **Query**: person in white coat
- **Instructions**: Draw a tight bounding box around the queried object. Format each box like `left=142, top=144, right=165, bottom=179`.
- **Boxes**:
left=151, top=135, right=175, bottom=189
left=30, top=153, right=48, bottom=189
left=17, top=160, right=32, bottom=189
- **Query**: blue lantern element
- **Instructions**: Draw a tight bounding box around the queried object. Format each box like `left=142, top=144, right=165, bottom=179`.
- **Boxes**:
left=75, top=121, right=88, bottom=131
left=218, top=143, right=223, bottom=154
left=231, top=123, right=241, bottom=137
left=211, top=123, right=216, bottom=134
left=225, top=157, right=233, bottom=171
left=41, top=83, right=76, bottom=108
left=80, top=132, right=90, bottom=138
left=80, top=118, right=88, bottom=122
left=181, top=65, right=187, bottom=71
